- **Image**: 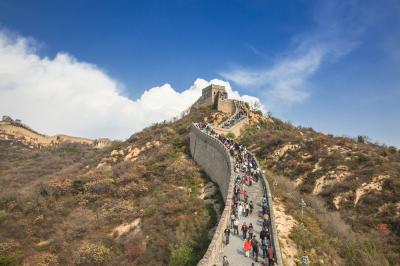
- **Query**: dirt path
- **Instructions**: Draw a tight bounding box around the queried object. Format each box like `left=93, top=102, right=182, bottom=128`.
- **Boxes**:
left=272, top=197, right=298, bottom=265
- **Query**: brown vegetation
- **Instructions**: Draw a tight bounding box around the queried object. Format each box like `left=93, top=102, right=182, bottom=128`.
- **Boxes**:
left=240, top=114, right=400, bottom=265
left=0, top=106, right=222, bottom=265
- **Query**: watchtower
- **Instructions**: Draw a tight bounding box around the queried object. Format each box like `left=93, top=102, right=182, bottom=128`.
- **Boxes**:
left=200, top=84, right=227, bottom=107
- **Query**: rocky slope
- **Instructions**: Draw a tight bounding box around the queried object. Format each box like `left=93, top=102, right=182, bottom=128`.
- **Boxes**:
left=240, top=115, right=400, bottom=265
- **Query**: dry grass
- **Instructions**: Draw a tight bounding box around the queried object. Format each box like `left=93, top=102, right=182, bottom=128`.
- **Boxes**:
left=0, top=106, right=223, bottom=265
left=240, top=114, right=400, bottom=265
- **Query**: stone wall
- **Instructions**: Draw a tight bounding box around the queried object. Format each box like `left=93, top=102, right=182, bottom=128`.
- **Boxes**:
left=210, top=117, right=249, bottom=137
left=0, top=123, right=94, bottom=147
left=217, top=99, right=235, bottom=115
left=190, top=125, right=235, bottom=265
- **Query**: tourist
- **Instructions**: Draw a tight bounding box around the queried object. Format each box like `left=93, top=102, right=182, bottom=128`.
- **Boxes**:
left=255, top=168, right=261, bottom=182
left=224, top=227, right=231, bottom=245
left=241, top=222, right=248, bottom=240
left=260, top=227, right=268, bottom=245
left=232, top=217, right=238, bottom=233
left=268, top=246, right=274, bottom=266
left=238, top=203, right=243, bottom=219
left=245, top=202, right=250, bottom=217
left=222, top=256, right=229, bottom=266
left=251, top=236, right=260, bottom=262
left=236, top=175, right=241, bottom=183
left=230, top=213, right=235, bottom=228
left=262, top=217, right=269, bottom=228
left=249, top=200, right=254, bottom=214
left=262, top=201, right=268, bottom=215
left=262, top=196, right=267, bottom=204
left=261, top=241, right=268, bottom=258
left=248, top=223, right=254, bottom=239
left=244, top=190, right=249, bottom=203
left=243, top=238, right=252, bottom=258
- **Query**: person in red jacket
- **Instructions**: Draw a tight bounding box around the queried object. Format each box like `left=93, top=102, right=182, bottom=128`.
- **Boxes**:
left=243, top=239, right=252, bottom=257
left=244, top=190, right=249, bottom=203
left=268, top=246, right=274, bottom=266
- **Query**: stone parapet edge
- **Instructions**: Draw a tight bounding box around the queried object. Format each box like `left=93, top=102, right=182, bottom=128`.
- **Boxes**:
left=191, top=125, right=235, bottom=266
left=252, top=156, right=283, bottom=265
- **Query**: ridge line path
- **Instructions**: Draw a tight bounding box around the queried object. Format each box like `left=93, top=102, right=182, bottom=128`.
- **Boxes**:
left=221, top=171, right=266, bottom=265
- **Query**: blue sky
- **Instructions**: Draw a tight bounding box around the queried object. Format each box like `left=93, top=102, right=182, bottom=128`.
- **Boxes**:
left=0, top=0, right=399, bottom=146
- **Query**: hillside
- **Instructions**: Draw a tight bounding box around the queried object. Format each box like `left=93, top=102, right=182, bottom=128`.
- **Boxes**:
left=239, top=115, right=400, bottom=265
left=0, top=106, right=227, bottom=265
left=1, top=105, right=399, bottom=266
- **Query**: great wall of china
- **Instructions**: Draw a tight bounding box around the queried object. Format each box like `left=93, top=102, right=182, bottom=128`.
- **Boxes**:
left=190, top=85, right=283, bottom=265
left=0, top=115, right=111, bottom=148
left=1, top=84, right=282, bottom=265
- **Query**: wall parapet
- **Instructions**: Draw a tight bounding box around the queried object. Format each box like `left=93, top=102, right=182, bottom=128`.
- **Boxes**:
left=253, top=157, right=283, bottom=265
left=190, top=124, right=235, bottom=265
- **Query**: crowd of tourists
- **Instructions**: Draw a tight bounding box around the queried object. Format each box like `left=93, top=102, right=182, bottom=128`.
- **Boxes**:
left=195, top=123, right=276, bottom=266
left=220, top=101, right=248, bottom=129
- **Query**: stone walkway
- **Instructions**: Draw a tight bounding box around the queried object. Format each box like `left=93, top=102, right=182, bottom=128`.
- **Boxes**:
left=220, top=178, right=267, bottom=266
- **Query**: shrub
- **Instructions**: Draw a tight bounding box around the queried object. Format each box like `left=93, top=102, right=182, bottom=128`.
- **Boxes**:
left=22, top=252, right=58, bottom=266
left=84, top=179, right=114, bottom=194
left=357, top=135, right=366, bottom=144
left=253, top=110, right=263, bottom=116
left=0, top=255, right=18, bottom=266
left=168, top=245, right=196, bottom=266
left=388, top=146, right=397, bottom=154
left=172, top=137, right=185, bottom=151
left=357, top=135, right=371, bottom=144
left=72, top=180, right=85, bottom=194
left=61, top=144, right=80, bottom=153
left=225, top=132, right=235, bottom=139
left=0, top=210, right=8, bottom=222
left=75, top=243, right=111, bottom=265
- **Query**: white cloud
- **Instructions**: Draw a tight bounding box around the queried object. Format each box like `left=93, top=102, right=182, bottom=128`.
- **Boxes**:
left=221, top=47, right=324, bottom=106
left=221, top=44, right=331, bottom=110
left=0, top=31, right=260, bottom=139
left=221, top=0, right=376, bottom=109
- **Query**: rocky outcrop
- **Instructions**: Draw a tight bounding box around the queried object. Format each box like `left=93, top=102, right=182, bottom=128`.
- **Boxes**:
left=354, top=175, right=389, bottom=206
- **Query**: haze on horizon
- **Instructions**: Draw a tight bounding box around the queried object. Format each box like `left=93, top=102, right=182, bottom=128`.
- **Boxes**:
left=0, top=0, right=399, bottom=146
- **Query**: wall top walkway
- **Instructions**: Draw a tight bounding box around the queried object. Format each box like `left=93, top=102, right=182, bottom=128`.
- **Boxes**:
left=191, top=123, right=283, bottom=265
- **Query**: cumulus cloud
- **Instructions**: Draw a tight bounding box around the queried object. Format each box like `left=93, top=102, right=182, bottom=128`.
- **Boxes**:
left=0, top=31, right=260, bottom=139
